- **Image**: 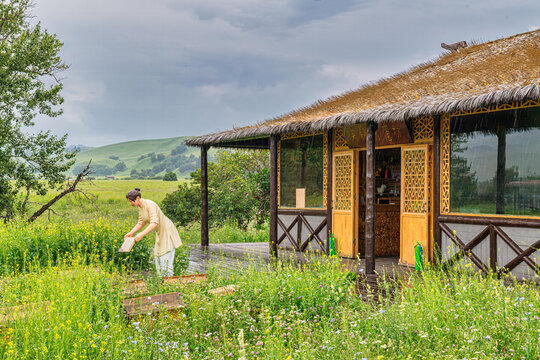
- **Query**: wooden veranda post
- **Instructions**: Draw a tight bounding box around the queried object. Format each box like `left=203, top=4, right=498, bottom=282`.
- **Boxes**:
left=326, top=131, right=333, bottom=253
left=433, top=115, right=442, bottom=262
left=201, top=145, right=209, bottom=248
left=495, top=124, right=506, bottom=214
left=365, top=121, right=377, bottom=274
left=269, top=135, right=279, bottom=257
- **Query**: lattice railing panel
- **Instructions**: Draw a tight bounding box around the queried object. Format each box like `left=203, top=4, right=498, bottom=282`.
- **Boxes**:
left=403, top=149, right=427, bottom=213
left=412, top=116, right=434, bottom=142
left=334, top=154, right=352, bottom=211
left=334, top=128, right=349, bottom=151
left=441, top=113, right=451, bottom=213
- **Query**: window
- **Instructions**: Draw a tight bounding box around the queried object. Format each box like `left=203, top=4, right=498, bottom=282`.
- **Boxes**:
left=450, top=107, right=540, bottom=216
left=280, top=135, right=324, bottom=208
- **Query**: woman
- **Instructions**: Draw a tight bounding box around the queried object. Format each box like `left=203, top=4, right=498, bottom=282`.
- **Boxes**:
left=125, top=188, right=182, bottom=277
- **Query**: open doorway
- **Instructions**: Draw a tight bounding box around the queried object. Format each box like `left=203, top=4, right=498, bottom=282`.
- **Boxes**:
left=357, top=147, right=401, bottom=257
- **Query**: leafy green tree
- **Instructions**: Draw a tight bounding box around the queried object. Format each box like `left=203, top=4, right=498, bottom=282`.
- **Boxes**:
left=162, top=149, right=269, bottom=229
left=1, top=0, right=74, bottom=219
left=113, top=162, right=127, bottom=173
left=186, top=149, right=269, bottom=229
left=161, top=182, right=201, bottom=227
left=163, top=171, right=178, bottom=181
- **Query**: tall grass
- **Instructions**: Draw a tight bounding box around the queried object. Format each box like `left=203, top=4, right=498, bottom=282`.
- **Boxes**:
left=2, top=180, right=538, bottom=358
left=0, top=219, right=191, bottom=275
left=1, top=257, right=538, bottom=359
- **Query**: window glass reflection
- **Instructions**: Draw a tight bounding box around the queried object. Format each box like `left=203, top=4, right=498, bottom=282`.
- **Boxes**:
left=450, top=107, right=540, bottom=216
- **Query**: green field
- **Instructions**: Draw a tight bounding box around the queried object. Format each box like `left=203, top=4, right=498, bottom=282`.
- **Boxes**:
left=23, top=179, right=186, bottom=223
left=21, top=179, right=267, bottom=244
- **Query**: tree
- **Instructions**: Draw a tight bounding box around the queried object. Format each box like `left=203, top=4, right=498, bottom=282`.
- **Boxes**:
left=206, top=150, right=270, bottom=228
left=171, top=149, right=270, bottom=229
left=0, top=0, right=74, bottom=219
left=161, top=182, right=201, bottom=227
left=163, top=171, right=178, bottom=181
left=113, top=162, right=127, bottom=173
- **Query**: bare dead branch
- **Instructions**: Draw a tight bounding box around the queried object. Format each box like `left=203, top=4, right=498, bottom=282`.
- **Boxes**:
left=27, top=160, right=92, bottom=223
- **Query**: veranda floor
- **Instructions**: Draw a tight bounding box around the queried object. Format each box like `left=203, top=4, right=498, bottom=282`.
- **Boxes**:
left=186, top=242, right=412, bottom=278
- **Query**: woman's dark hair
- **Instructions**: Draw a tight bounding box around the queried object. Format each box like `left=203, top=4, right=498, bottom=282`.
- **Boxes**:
left=126, top=188, right=141, bottom=201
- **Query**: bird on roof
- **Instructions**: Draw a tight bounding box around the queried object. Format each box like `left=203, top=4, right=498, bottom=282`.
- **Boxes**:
left=441, top=41, right=468, bottom=51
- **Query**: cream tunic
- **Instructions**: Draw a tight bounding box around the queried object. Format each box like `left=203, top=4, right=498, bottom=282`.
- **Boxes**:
left=137, top=199, right=182, bottom=256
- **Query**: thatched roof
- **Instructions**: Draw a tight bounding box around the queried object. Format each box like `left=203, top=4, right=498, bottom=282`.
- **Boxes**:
left=187, top=29, right=540, bottom=147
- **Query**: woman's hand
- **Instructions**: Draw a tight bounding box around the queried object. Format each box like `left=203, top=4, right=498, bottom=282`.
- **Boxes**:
left=124, top=233, right=133, bottom=238
left=134, top=233, right=144, bottom=242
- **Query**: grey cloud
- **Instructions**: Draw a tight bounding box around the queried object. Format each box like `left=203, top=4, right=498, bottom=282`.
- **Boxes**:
left=30, top=0, right=540, bottom=146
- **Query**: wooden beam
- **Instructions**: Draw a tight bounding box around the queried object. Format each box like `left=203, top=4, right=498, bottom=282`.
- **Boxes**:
left=278, top=208, right=327, bottom=216
left=495, top=125, right=506, bottom=214
left=326, top=130, right=333, bottom=254
left=201, top=146, right=209, bottom=248
left=269, top=135, right=279, bottom=257
left=433, top=115, right=442, bottom=263
left=299, top=215, right=328, bottom=252
left=277, top=216, right=300, bottom=250
left=439, top=215, right=540, bottom=228
left=489, top=224, right=497, bottom=271
left=365, top=121, right=378, bottom=274
left=440, top=223, right=490, bottom=272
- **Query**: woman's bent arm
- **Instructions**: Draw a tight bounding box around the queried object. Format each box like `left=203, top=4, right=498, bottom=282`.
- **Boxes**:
left=134, top=223, right=157, bottom=241
left=125, top=223, right=143, bottom=237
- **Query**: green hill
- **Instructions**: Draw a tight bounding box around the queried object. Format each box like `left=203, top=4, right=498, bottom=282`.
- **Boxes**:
left=71, top=136, right=215, bottom=179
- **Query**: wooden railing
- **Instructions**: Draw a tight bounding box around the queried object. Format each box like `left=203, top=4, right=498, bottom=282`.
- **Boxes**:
left=439, top=215, right=540, bottom=277
left=277, top=209, right=328, bottom=253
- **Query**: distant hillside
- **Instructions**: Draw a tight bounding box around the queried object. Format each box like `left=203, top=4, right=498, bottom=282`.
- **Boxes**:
left=71, top=136, right=215, bottom=179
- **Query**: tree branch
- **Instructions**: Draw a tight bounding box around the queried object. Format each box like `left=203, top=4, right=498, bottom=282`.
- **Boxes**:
left=27, top=161, right=92, bottom=223
left=20, top=185, right=30, bottom=213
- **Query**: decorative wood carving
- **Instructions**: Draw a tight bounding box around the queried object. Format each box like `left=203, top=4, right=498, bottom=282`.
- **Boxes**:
left=334, top=154, right=353, bottom=211
left=342, top=121, right=412, bottom=148
left=412, top=116, right=434, bottom=142
left=402, top=148, right=428, bottom=213
left=333, top=128, right=350, bottom=151
left=440, top=113, right=451, bottom=214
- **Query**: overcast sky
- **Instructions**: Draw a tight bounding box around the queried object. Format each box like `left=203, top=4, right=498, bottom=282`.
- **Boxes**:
left=32, top=0, right=539, bottom=147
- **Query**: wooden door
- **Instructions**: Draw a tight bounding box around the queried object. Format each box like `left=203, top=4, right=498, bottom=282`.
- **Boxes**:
left=332, top=151, right=358, bottom=258
left=400, top=145, right=430, bottom=265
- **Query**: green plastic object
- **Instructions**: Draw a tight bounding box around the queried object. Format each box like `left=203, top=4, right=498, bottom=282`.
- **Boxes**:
left=329, top=234, right=336, bottom=256
left=414, top=242, right=424, bottom=271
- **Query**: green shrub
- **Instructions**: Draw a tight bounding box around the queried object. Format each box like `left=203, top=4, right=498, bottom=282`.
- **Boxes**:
left=162, top=171, right=178, bottom=181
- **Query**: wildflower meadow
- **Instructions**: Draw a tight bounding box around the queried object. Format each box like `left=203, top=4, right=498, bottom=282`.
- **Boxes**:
left=0, top=180, right=539, bottom=359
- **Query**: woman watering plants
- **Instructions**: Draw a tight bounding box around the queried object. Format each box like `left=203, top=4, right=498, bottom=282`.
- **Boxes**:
left=125, top=188, right=182, bottom=277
